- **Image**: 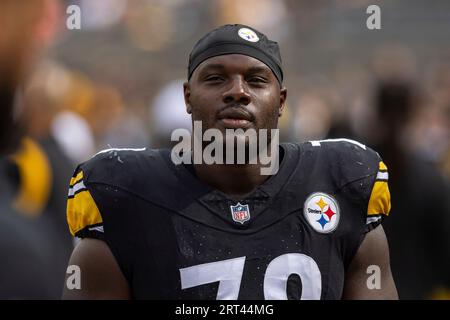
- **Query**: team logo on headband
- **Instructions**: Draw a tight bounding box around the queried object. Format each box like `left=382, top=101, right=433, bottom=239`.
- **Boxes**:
left=238, top=28, right=259, bottom=43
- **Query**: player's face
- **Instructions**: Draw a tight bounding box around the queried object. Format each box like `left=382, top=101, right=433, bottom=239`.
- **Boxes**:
left=184, top=54, right=287, bottom=135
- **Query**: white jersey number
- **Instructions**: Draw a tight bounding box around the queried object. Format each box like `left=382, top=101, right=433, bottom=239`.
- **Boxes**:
left=179, top=253, right=322, bottom=300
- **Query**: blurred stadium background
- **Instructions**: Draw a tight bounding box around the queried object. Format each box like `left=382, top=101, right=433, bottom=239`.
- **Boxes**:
left=1, top=0, right=449, bottom=299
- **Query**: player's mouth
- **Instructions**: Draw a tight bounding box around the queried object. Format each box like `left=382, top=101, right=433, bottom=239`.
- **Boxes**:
left=217, top=108, right=254, bottom=129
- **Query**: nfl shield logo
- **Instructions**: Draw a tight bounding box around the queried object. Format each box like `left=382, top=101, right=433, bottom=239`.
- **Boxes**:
left=230, top=203, right=251, bottom=224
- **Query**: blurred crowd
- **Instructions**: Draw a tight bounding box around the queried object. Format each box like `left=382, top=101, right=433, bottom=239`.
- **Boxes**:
left=1, top=0, right=449, bottom=299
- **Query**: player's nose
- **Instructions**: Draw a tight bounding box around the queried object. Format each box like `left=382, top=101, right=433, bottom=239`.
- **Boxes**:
left=222, top=76, right=251, bottom=106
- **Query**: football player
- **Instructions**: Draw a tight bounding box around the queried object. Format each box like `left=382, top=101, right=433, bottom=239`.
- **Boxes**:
left=63, top=24, right=397, bottom=299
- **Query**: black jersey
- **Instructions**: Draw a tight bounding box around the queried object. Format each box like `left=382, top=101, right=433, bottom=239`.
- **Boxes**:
left=67, top=140, right=391, bottom=300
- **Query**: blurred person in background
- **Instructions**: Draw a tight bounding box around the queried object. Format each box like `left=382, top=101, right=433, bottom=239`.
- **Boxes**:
left=367, top=80, right=450, bottom=299
left=150, top=79, right=192, bottom=148
left=5, top=66, right=77, bottom=290
left=0, top=0, right=64, bottom=298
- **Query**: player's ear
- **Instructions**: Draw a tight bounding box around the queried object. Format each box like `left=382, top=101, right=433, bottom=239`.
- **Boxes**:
left=278, top=87, right=287, bottom=117
left=183, top=81, right=192, bottom=114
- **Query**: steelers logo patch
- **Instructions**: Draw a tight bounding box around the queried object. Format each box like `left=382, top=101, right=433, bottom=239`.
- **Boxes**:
left=303, top=192, right=340, bottom=233
left=238, top=27, right=259, bottom=42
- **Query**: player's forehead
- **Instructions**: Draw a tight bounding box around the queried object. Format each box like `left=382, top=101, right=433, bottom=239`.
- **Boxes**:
left=193, top=54, right=272, bottom=77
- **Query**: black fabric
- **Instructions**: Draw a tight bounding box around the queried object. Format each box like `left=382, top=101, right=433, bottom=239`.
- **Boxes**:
left=71, top=140, right=383, bottom=299
left=38, top=136, right=75, bottom=276
left=382, top=154, right=450, bottom=299
left=0, top=157, right=20, bottom=194
left=188, top=24, right=283, bottom=84
left=0, top=175, right=55, bottom=299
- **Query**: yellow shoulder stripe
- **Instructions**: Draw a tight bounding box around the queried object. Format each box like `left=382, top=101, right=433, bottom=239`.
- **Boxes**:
left=368, top=180, right=391, bottom=216
left=11, top=137, right=52, bottom=217
left=368, top=160, right=391, bottom=216
left=70, top=171, right=84, bottom=187
left=67, top=188, right=103, bottom=236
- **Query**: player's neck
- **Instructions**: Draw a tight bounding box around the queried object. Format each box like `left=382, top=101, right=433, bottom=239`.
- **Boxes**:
left=193, top=162, right=268, bottom=199
left=192, top=145, right=284, bottom=199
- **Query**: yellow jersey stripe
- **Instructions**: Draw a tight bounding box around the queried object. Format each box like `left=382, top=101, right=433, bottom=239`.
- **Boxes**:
left=70, top=171, right=84, bottom=187
left=67, top=189, right=103, bottom=236
left=367, top=180, right=391, bottom=216
left=379, top=161, right=388, bottom=171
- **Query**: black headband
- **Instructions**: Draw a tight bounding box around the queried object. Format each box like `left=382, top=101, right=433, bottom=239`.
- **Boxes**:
left=188, top=24, right=283, bottom=85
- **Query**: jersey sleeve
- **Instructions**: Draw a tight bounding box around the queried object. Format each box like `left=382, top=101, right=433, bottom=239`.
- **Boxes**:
left=66, top=166, right=104, bottom=239
left=365, top=160, right=391, bottom=232
left=310, top=139, right=392, bottom=233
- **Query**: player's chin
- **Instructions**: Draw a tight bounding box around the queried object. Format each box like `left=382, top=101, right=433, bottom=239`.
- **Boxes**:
left=216, top=118, right=254, bottom=130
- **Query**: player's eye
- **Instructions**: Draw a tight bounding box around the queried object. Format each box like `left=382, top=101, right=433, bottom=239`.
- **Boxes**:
left=204, top=75, right=225, bottom=83
left=247, top=76, right=268, bottom=85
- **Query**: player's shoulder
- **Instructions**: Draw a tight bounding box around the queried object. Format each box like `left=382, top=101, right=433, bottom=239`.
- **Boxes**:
left=299, top=138, right=381, bottom=165
left=295, top=139, right=391, bottom=232
left=67, top=147, right=170, bottom=237
left=297, top=138, right=384, bottom=184
left=74, top=147, right=163, bottom=187
left=68, top=146, right=192, bottom=209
